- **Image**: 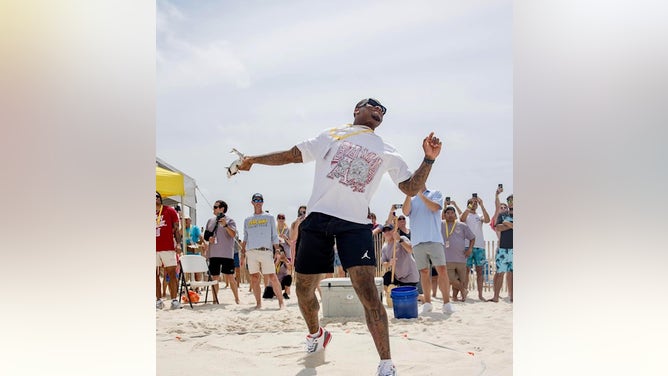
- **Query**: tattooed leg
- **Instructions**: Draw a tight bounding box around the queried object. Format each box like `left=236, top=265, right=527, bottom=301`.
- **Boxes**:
left=296, top=272, right=322, bottom=334
left=348, top=265, right=391, bottom=360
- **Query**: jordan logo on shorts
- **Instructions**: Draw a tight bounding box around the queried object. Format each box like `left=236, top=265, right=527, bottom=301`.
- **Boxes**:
left=361, top=250, right=371, bottom=260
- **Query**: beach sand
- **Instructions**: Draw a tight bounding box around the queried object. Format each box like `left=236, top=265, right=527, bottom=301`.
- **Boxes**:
left=157, top=283, right=512, bottom=376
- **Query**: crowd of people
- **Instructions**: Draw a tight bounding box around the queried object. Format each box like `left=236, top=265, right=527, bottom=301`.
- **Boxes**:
left=155, top=97, right=513, bottom=376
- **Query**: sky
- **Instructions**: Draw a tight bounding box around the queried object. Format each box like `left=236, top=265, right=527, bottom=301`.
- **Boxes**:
left=156, top=0, right=512, bottom=242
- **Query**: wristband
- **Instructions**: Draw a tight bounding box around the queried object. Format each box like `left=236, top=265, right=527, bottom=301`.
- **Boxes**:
left=423, top=157, right=435, bottom=165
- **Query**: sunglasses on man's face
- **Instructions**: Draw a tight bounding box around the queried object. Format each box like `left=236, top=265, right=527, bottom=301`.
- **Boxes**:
left=213, top=205, right=221, bottom=209
left=252, top=199, right=263, bottom=203
left=358, top=98, right=387, bottom=115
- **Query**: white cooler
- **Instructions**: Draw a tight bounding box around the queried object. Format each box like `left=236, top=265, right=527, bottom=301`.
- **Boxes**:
left=319, top=277, right=384, bottom=318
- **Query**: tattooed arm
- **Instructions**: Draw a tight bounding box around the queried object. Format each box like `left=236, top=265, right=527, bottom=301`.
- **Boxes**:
left=238, top=146, right=303, bottom=171
left=398, top=132, right=443, bottom=196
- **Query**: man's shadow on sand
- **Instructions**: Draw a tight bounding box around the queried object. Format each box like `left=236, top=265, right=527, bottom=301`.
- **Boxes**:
left=295, top=352, right=328, bottom=376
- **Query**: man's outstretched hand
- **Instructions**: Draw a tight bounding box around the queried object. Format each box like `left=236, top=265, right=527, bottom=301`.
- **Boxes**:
left=422, top=132, right=443, bottom=160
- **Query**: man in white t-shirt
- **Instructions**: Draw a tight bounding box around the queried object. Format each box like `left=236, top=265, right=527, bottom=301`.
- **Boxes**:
left=459, top=196, right=490, bottom=301
left=238, top=97, right=443, bottom=376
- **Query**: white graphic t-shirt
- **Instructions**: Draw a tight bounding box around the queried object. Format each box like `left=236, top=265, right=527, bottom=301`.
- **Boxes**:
left=296, top=124, right=412, bottom=224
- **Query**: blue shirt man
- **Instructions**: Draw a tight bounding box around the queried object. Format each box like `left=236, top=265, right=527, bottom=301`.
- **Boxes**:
left=402, top=185, right=454, bottom=314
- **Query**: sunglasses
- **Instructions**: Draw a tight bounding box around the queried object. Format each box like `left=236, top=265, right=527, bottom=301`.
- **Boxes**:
left=252, top=199, right=263, bottom=203
left=277, top=216, right=285, bottom=220
left=213, top=205, right=221, bottom=209
left=156, top=195, right=160, bottom=198
left=358, top=98, right=387, bottom=115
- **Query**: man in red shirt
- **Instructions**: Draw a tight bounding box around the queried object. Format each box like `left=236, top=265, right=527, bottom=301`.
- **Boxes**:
left=156, top=191, right=182, bottom=309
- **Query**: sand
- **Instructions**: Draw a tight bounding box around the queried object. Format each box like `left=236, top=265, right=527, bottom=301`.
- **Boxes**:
left=156, top=282, right=512, bottom=376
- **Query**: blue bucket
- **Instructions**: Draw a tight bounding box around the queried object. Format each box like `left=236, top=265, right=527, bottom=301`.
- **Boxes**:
left=390, top=286, right=418, bottom=319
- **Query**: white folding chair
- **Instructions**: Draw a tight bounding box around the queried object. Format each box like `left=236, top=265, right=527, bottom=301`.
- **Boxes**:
left=178, top=255, right=220, bottom=308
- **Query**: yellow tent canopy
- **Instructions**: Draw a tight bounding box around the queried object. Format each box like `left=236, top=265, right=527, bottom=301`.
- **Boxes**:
left=156, top=166, right=184, bottom=197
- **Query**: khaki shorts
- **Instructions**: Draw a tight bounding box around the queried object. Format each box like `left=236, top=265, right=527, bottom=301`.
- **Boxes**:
left=413, top=242, right=446, bottom=270
left=156, top=250, right=177, bottom=268
left=447, top=262, right=467, bottom=283
left=246, top=249, right=276, bottom=275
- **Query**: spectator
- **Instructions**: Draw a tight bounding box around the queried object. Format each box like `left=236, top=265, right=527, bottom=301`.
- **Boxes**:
left=156, top=191, right=182, bottom=310
left=401, top=183, right=455, bottom=315
left=184, top=216, right=203, bottom=254
left=490, top=185, right=509, bottom=239
left=441, top=206, right=475, bottom=301
left=289, top=205, right=307, bottom=262
left=262, top=246, right=293, bottom=300
left=369, top=212, right=383, bottom=235
left=233, top=235, right=242, bottom=286
left=444, top=196, right=464, bottom=216
left=241, top=193, right=285, bottom=310
left=204, top=200, right=240, bottom=304
left=183, top=215, right=204, bottom=283
left=460, top=195, right=491, bottom=301
left=380, top=223, right=419, bottom=295
left=489, top=195, right=513, bottom=303
left=276, top=213, right=291, bottom=261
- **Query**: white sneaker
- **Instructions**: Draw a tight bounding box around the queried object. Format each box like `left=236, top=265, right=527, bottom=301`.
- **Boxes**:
left=377, top=361, right=398, bottom=376
left=443, top=302, right=455, bottom=314
left=156, top=300, right=164, bottom=310
left=170, top=299, right=181, bottom=310
left=421, top=302, right=433, bottom=314
left=305, top=327, right=332, bottom=354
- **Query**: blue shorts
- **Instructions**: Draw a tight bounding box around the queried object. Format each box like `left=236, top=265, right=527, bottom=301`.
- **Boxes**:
left=495, top=248, right=513, bottom=273
left=234, top=252, right=240, bottom=268
left=467, top=247, right=487, bottom=268
left=295, top=212, right=375, bottom=274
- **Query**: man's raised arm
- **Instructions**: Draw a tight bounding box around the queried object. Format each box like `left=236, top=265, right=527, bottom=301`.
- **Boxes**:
left=239, top=146, right=303, bottom=171
left=398, top=132, right=442, bottom=196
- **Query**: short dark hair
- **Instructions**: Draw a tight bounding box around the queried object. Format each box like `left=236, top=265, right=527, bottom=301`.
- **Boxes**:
left=444, top=206, right=456, bottom=213
left=215, top=200, right=228, bottom=213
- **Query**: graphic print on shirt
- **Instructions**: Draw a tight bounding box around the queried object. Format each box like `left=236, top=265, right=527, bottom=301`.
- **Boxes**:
left=247, top=218, right=269, bottom=227
left=156, top=215, right=165, bottom=237
left=326, top=140, right=383, bottom=192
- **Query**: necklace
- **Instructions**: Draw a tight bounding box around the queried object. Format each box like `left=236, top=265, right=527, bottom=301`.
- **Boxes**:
left=155, top=205, right=163, bottom=227
left=329, top=124, right=373, bottom=141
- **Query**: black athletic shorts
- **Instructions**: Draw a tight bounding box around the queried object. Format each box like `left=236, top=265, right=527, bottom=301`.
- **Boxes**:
left=295, top=212, right=375, bottom=274
left=208, top=257, right=235, bottom=276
